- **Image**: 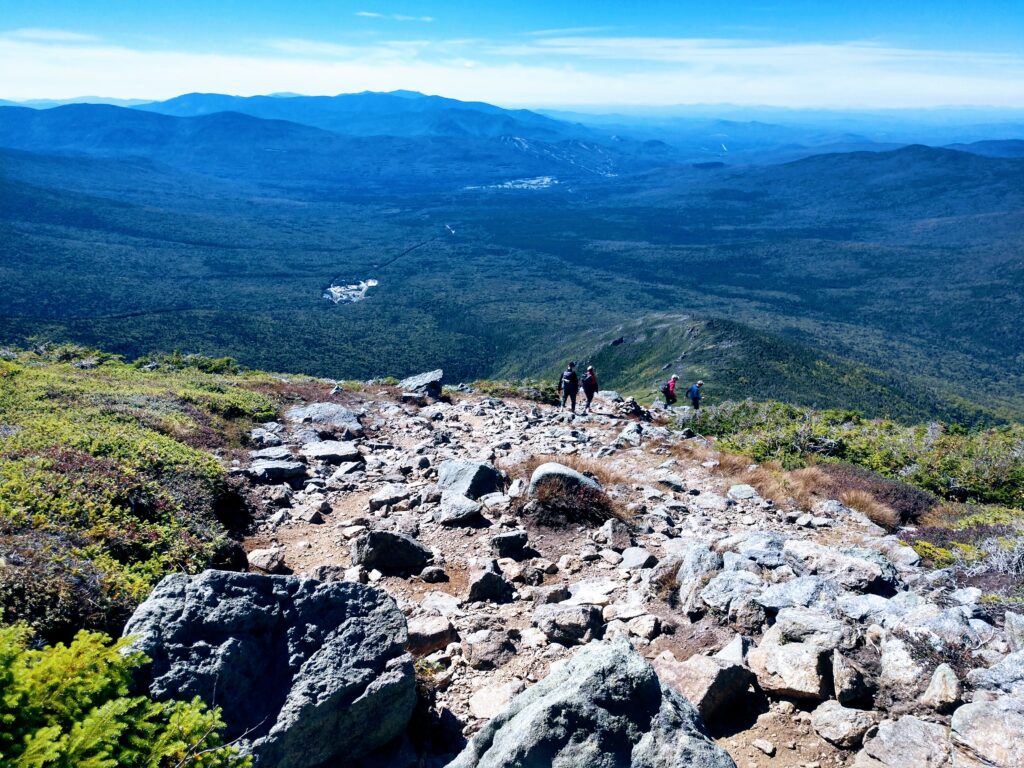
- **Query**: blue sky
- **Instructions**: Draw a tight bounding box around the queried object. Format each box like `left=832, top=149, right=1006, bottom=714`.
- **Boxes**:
left=2, top=1, right=1023, bottom=107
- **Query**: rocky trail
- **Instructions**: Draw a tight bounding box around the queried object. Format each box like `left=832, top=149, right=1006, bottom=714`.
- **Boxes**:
left=124, top=371, right=1024, bottom=768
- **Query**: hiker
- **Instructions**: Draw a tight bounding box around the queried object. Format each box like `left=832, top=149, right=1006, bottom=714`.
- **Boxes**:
left=687, top=380, right=704, bottom=409
left=660, top=374, right=678, bottom=406
left=558, top=361, right=580, bottom=413
left=580, top=365, right=599, bottom=413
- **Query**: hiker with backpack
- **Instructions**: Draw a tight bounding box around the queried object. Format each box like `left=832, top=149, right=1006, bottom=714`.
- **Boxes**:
left=580, top=365, right=599, bottom=413
left=660, top=374, right=678, bottom=406
left=558, top=361, right=580, bottom=413
left=687, top=380, right=704, bottom=409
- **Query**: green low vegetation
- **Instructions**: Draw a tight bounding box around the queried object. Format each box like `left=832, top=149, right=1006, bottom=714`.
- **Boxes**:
left=0, top=624, right=248, bottom=768
left=0, top=345, right=281, bottom=643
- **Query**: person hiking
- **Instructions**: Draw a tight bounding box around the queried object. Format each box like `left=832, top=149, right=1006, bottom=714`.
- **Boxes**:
left=580, top=365, right=599, bottom=413
left=660, top=374, right=678, bottom=406
left=686, top=380, right=704, bottom=410
left=558, top=361, right=580, bottom=413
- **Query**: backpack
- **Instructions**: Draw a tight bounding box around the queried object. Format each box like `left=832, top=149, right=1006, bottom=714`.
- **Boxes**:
left=660, top=382, right=670, bottom=395
left=581, top=372, right=595, bottom=389
left=687, top=385, right=700, bottom=400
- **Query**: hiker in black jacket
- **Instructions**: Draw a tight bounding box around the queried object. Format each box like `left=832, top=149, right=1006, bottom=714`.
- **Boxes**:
left=580, top=365, right=599, bottom=413
left=558, top=361, right=580, bottom=413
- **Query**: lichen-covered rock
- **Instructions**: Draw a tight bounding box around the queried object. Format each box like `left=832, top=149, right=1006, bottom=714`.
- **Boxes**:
left=951, top=696, right=1024, bottom=768
left=446, top=639, right=736, bottom=768
left=856, top=715, right=950, bottom=767
left=124, top=570, right=415, bottom=768
left=528, top=461, right=602, bottom=497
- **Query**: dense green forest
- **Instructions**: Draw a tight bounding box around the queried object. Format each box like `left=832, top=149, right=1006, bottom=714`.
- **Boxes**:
left=1, top=104, right=1023, bottom=425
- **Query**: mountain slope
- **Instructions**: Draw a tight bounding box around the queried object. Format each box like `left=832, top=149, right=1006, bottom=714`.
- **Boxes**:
left=516, top=314, right=982, bottom=424
left=0, top=104, right=640, bottom=189
left=136, top=90, right=593, bottom=141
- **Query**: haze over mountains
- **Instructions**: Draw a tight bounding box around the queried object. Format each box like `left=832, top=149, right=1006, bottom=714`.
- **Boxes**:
left=1, top=90, right=1022, bottom=423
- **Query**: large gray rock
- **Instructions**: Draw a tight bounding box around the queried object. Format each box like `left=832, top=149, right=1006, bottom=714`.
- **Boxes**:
left=747, top=641, right=830, bottom=700
left=652, top=652, right=755, bottom=723
left=951, top=696, right=1024, bottom=768
left=811, top=700, right=879, bottom=748
left=755, top=576, right=839, bottom=612
left=528, top=461, right=602, bottom=497
left=857, top=715, right=950, bottom=767
left=532, top=603, right=604, bottom=646
left=436, top=492, right=483, bottom=526
left=762, top=607, right=855, bottom=652
left=783, top=540, right=899, bottom=595
left=123, top=570, right=414, bottom=768
left=1005, top=611, right=1024, bottom=652
left=919, top=663, right=961, bottom=712
left=285, top=402, right=364, bottom=438
left=438, top=460, right=504, bottom=501
left=351, top=531, right=432, bottom=575
left=398, top=369, right=443, bottom=398
left=446, top=639, right=737, bottom=768
left=245, top=459, right=307, bottom=484
left=368, top=483, right=411, bottom=512
left=467, top=560, right=515, bottom=604
left=299, top=440, right=363, bottom=464
left=967, top=651, right=1024, bottom=697
left=700, top=570, right=764, bottom=614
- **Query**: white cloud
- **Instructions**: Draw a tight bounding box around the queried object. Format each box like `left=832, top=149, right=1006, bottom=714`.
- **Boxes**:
left=1, top=34, right=1022, bottom=108
left=355, top=11, right=434, bottom=22
left=5, top=27, right=97, bottom=42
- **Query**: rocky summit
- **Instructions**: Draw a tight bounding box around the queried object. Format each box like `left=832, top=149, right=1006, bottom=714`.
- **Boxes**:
left=135, top=383, right=1021, bottom=766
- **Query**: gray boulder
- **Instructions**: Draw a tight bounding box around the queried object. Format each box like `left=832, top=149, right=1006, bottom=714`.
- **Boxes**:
left=438, top=460, right=504, bottom=500
left=700, top=570, right=764, bottom=614
left=467, top=560, right=515, bottom=603
left=532, top=603, right=603, bottom=646
left=435, top=492, right=483, bottom=526
left=919, top=663, right=961, bottom=712
left=299, top=440, right=362, bottom=464
left=368, top=483, right=411, bottom=512
left=857, top=716, right=950, bottom=767
left=1005, top=611, right=1024, bottom=652
left=619, top=546, right=657, bottom=570
left=123, top=570, right=414, bottom=768
left=951, top=696, right=1024, bottom=768
left=246, top=459, right=307, bottom=484
left=811, top=700, right=879, bottom=748
left=747, top=641, right=830, bottom=700
left=756, top=576, right=839, bottom=612
left=351, top=531, right=432, bottom=575
left=285, top=402, right=364, bottom=438
left=528, top=461, right=602, bottom=497
left=446, top=639, right=737, bottom=768
left=490, top=530, right=529, bottom=559
left=652, top=652, right=755, bottom=723
left=783, top=540, right=899, bottom=595
left=398, top=369, right=443, bottom=398
left=967, top=651, right=1024, bottom=697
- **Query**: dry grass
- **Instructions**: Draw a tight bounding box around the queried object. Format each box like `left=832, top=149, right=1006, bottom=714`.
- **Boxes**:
left=839, top=489, right=900, bottom=530
left=500, top=453, right=632, bottom=489
left=787, top=466, right=828, bottom=510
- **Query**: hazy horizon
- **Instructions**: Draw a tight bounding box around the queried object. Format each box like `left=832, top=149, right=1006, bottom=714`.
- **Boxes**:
left=3, top=1, right=1023, bottom=109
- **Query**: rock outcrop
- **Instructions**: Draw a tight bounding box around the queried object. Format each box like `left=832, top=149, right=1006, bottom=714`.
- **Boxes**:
left=123, top=570, right=415, bottom=768
left=446, top=639, right=736, bottom=768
